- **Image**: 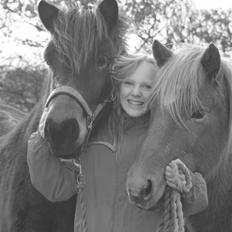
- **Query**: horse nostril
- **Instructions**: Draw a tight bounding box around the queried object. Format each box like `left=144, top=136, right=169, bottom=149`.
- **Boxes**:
left=44, top=118, right=80, bottom=146
left=140, top=179, right=152, bottom=200
left=128, top=179, right=153, bottom=206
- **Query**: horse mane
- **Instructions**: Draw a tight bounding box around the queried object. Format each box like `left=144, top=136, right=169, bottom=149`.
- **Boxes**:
left=0, top=104, right=25, bottom=122
left=0, top=104, right=25, bottom=137
left=50, top=4, right=129, bottom=75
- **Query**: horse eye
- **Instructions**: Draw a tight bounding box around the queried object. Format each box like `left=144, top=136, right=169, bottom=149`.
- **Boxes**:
left=97, top=56, right=108, bottom=69
left=191, top=110, right=205, bottom=119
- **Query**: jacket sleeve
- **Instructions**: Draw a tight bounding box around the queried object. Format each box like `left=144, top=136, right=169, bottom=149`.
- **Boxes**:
left=27, top=132, right=78, bottom=202
left=182, top=172, right=208, bottom=216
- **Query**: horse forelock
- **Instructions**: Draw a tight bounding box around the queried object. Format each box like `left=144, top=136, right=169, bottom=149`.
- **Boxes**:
left=52, top=6, right=128, bottom=76
left=151, top=45, right=212, bottom=127
left=109, top=13, right=129, bottom=55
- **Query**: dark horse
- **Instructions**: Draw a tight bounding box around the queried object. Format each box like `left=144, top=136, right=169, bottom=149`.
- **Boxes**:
left=0, top=0, right=128, bottom=231
left=127, top=40, right=232, bottom=232
left=0, top=104, right=25, bottom=136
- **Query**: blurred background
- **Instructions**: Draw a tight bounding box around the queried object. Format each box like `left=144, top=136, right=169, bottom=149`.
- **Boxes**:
left=0, top=0, right=232, bottom=112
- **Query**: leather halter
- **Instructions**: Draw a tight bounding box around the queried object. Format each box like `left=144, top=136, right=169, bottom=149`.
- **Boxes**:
left=39, top=85, right=107, bottom=147
left=45, top=86, right=94, bottom=128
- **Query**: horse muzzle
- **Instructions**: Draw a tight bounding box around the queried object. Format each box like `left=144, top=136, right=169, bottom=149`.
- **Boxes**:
left=126, top=166, right=166, bottom=210
left=39, top=86, right=92, bottom=157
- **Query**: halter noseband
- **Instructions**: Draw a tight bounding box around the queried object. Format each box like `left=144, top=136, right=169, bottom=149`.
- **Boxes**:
left=45, top=86, right=94, bottom=128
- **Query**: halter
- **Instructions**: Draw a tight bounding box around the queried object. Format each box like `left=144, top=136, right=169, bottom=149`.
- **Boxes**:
left=45, top=86, right=94, bottom=128
left=39, top=85, right=108, bottom=149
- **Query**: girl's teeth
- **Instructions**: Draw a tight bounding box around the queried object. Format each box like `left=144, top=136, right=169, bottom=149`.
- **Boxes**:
left=128, top=100, right=143, bottom=105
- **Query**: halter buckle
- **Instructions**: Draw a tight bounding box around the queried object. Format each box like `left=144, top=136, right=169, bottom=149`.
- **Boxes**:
left=73, top=159, right=86, bottom=190
left=77, top=173, right=85, bottom=190
left=86, top=114, right=94, bottom=130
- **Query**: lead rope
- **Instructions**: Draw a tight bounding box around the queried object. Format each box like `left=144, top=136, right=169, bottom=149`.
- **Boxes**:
left=74, top=122, right=93, bottom=232
left=76, top=163, right=88, bottom=232
left=157, top=161, right=192, bottom=232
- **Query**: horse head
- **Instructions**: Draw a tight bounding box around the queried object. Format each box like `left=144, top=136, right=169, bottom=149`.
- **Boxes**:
left=127, top=40, right=232, bottom=211
left=38, top=0, right=127, bottom=158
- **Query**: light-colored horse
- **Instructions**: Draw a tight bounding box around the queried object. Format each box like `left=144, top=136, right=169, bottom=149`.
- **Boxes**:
left=127, top=40, right=232, bottom=232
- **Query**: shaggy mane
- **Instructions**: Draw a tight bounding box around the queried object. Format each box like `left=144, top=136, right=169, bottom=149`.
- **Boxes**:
left=52, top=4, right=128, bottom=75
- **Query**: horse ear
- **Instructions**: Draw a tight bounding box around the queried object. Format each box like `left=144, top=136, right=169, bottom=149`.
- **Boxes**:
left=98, top=0, right=118, bottom=34
left=152, top=40, right=172, bottom=67
left=38, top=1, right=60, bottom=32
left=201, top=43, right=221, bottom=79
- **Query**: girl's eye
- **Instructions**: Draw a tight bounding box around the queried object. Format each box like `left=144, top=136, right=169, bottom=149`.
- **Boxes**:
left=191, top=109, right=205, bottom=120
left=97, top=56, right=108, bottom=69
left=123, top=81, right=133, bottom=86
left=143, top=84, right=152, bottom=90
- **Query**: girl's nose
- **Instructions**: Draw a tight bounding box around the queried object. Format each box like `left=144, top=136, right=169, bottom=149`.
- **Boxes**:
left=131, top=85, right=141, bottom=96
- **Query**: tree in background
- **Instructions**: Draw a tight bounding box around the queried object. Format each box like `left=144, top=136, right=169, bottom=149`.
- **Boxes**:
left=0, top=63, right=47, bottom=112
left=122, top=0, right=193, bottom=50
left=0, top=0, right=232, bottom=111
left=122, top=0, right=232, bottom=52
left=189, top=8, right=232, bottom=53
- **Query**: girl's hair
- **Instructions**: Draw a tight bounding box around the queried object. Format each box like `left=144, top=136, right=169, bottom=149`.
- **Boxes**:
left=108, top=53, right=157, bottom=144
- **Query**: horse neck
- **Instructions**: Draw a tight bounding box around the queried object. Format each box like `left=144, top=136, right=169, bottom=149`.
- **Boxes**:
left=188, top=152, right=232, bottom=232
left=0, top=101, right=44, bottom=157
left=0, top=100, right=44, bottom=232
left=206, top=150, right=232, bottom=214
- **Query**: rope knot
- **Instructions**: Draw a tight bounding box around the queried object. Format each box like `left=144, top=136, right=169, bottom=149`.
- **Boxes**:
left=158, top=159, right=193, bottom=232
left=167, top=159, right=192, bottom=193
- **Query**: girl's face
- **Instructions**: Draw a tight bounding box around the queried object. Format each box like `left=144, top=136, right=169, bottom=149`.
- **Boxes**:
left=119, top=61, right=156, bottom=118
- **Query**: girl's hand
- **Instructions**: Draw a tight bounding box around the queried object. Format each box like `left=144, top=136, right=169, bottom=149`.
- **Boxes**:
left=27, top=131, right=50, bottom=157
